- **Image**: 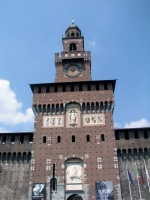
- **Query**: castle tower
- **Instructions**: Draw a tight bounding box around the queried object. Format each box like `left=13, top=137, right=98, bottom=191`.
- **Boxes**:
left=55, top=21, right=91, bottom=83
left=30, top=22, right=120, bottom=200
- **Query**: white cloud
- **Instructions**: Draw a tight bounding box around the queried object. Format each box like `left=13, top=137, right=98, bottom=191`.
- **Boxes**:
left=0, top=126, right=10, bottom=132
left=124, top=118, right=150, bottom=128
left=0, top=79, right=34, bottom=125
left=88, top=40, right=96, bottom=46
left=114, top=122, right=121, bottom=128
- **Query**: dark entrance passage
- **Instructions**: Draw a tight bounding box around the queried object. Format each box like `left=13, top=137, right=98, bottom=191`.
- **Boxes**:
left=67, top=194, right=83, bottom=200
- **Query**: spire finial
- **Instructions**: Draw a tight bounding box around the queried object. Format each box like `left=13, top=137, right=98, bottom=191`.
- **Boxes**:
left=72, top=19, right=74, bottom=24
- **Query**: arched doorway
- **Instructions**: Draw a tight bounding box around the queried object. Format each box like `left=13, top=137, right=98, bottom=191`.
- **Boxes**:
left=67, top=194, right=83, bottom=200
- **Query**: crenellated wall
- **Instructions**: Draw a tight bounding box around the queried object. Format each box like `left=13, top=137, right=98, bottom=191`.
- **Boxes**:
left=116, top=128, right=150, bottom=200
left=1, top=129, right=150, bottom=200
left=0, top=133, right=32, bottom=200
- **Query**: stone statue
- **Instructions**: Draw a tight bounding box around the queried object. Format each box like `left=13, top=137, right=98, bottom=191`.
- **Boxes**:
left=70, top=109, right=76, bottom=124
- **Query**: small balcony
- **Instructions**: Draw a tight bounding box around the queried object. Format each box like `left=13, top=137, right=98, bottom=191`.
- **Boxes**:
left=55, top=51, right=91, bottom=61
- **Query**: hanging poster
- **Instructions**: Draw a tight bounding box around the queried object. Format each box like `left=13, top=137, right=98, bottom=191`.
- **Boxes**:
left=32, top=183, right=46, bottom=200
left=95, top=181, right=114, bottom=200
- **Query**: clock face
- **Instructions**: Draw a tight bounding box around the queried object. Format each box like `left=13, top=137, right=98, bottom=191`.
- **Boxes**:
left=65, top=64, right=82, bottom=77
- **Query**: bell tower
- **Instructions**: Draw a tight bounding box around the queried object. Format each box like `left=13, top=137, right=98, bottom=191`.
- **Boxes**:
left=55, top=21, right=92, bottom=82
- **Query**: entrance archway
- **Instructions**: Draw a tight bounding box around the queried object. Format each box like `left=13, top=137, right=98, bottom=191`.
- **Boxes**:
left=67, top=194, right=83, bottom=200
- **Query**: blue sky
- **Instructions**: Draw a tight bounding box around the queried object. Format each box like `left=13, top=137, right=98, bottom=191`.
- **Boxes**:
left=0, top=0, right=150, bottom=132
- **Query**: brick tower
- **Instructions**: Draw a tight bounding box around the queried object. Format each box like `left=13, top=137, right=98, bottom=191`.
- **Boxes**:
left=30, top=21, right=121, bottom=200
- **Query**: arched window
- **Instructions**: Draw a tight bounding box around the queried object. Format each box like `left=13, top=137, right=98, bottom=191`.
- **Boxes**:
left=122, top=149, right=126, bottom=154
left=57, top=136, right=61, bottom=143
left=56, top=104, right=59, bottom=113
left=86, top=135, right=90, bottom=142
left=70, top=43, right=76, bottom=51
left=8, top=152, right=11, bottom=161
left=71, top=32, right=75, bottom=37
left=28, top=152, right=31, bottom=162
left=60, top=103, right=63, bottom=113
left=23, top=152, right=27, bottom=162
left=144, top=148, right=148, bottom=153
left=52, top=104, right=55, bottom=113
left=72, top=135, right=75, bottom=142
left=87, top=102, right=90, bottom=112
left=133, top=148, right=137, bottom=154
left=43, top=136, right=46, bottom=143
left=117, top=149, right=121, bottom=155
left=47, top=104, right=50, bottom=113
left=82, top=103, right=85, bottom=112
left=43, top=104, right=46, bottom=113
left=101, top=134, right=105, bottom=141
left=96, top=102, right=99, bottom=111
left=17, top=152, right=21, bottom=162
left=139, top=148, right=143, bottom=153
left=128, top=149, right=132, bottom=154
left=91, top=102, right=94, bottom=111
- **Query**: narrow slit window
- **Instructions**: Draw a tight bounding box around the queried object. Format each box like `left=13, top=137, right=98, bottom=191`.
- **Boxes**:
left=86, top=135, right=90, bottom=142
left=29, top=134, right=33, bottom=143
left=57, top=136, right=61, bottom=143
left=144, top=131, right=148, bottom=139
left=101, top=134, right=105, bottom=141
left=2, top=135, right=6, bottom=144
left=20, top=135, right=24, bottom=144
left=134, top=131, right=139, bottom=139
left=72, top=135, right=75, bottom=142
left=43, top=136, right=46, bottom=143
left=125, top=131, right=129, bottom=140
left=115, top=131, right=119, bottom=140
left=11, top=135, right=15, bottom=144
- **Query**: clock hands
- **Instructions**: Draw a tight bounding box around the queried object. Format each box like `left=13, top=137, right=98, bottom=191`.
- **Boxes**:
left=70, top=67, right=76, bottom=73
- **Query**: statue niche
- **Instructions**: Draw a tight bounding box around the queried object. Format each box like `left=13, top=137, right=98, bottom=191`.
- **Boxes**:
left=66, top=103, right=80, bottom=128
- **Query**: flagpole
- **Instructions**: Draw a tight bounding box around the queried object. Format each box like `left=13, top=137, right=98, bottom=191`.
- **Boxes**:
left=143, top=158, right=150, bottom=192
left=126, top=164, right=133, bottom=200
left=135, top=162, right=142, bottom=200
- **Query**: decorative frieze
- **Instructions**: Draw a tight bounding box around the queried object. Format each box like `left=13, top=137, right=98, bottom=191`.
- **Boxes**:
left=43, top=116, right=64, bottom=128
left=83, top=114, right=105, bottom=126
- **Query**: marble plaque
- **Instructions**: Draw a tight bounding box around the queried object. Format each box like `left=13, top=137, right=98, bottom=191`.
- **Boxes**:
left=43, top=116, right=64, bottom=128
left=66, top=184, right=82, bottom=191
left=83, top=114, right=105, bottom=126
left=66, top=162, right=82, bottom=184
left=66, top=162, right=83, bottom=191
left=66, top=104, right=80, bottom=128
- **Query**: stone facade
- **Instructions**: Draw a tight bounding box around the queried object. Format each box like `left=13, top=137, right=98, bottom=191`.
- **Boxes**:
left=0, top=22, right=150, bottom=200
